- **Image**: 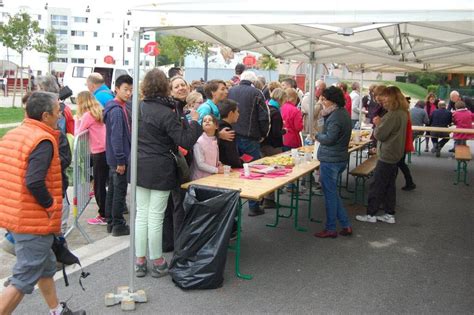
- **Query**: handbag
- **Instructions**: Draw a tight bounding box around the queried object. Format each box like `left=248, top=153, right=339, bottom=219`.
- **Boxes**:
left=52, top=236, right=90, bottom=290
left=170, top=149, right=190, bottom=184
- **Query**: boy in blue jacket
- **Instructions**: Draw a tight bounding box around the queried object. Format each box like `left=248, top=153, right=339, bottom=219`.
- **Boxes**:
left=103, top=75, right=133, bottom=236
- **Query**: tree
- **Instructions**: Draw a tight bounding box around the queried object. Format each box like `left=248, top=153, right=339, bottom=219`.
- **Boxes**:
left=0, top=12, right=42, bottom=100
left=158, top=35, right=207, bottom=66
left=257, top=54, right=278, bottom=81
left=35, top=29, right=58, bottom=73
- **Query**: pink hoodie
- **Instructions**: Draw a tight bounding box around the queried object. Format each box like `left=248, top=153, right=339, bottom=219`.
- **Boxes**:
left=76, top=112, right=106, bottom=154
left=281, top=101, right=303, bottom=148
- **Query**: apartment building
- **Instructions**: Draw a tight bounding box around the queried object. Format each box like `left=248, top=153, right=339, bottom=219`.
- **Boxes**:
left=0, top=3, right=155, bottom=76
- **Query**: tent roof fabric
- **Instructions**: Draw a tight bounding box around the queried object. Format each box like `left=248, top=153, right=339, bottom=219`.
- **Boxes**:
left=131, top=1, right=474, bottom=73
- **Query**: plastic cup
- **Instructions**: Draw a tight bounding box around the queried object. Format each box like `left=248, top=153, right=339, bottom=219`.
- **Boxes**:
left=224, top=165, right=231, bottom=176
left=243, top=163, right=250, bottom=177
left=304, top=152, right=312, bottom=162
left=291, top=148, right=298, bottom=159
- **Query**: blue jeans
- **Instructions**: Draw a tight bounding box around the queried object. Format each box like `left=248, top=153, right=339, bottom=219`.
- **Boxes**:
left=236, top=137, right=261, bottom=209
left=320, top=161, right=351, bottom=231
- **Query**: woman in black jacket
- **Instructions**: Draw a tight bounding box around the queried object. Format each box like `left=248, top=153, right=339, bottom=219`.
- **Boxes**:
left=261, top=88, right=287, bottom=209
left=134, top=69, right=202, bottom=278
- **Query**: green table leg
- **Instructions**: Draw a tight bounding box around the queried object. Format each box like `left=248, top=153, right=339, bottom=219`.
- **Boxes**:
left=267, top=188, right=281, bottom=228
left=293, top=180, right=307, bottom=232
left=229, top=198, right=252, bottom=280
left=306, top=173, right=322, bottom=223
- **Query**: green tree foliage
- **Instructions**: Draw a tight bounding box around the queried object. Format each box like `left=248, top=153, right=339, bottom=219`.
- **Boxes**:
left=407, top=72, right=445, bottom=89
left=0, top=12, right=42, bottom=99
left=257, top=54, right=278, bottom=70
left=158, top=35, right=207, bottom=66
left=35, top=29, right=58, bottom=70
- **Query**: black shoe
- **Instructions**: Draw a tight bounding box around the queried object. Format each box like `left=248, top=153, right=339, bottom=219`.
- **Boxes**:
left=262, top=199, right=277, bottom=209
left=401, top=183, right=416, bottom=191
left=248, top=207, right=265, bottom=217
left=431, top=147, right=437, bottom=154
left=112, top=225, right=130, bottom=237
left=60, top=302, right=86, bottom=315
left=106, top=224, right=113, bottom=233
left=436, top=150, right=441, bottom=157
left=448, top=148, right=455, bottom=153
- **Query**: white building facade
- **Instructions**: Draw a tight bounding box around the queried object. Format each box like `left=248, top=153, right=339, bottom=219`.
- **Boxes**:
left=0, top=3, right=155, bottom=76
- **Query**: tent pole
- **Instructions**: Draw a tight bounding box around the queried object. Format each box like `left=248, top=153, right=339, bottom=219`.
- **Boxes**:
left=129, top=29, right=141, bottom=295
left=359, top=67, right=364, bottom=125
left=308, top=48, right=316, bottom=139
left=104, top=28, right=147, bottom=311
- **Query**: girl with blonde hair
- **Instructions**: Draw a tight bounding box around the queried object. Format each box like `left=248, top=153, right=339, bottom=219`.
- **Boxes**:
left=76, top=91, right=108, bottom=226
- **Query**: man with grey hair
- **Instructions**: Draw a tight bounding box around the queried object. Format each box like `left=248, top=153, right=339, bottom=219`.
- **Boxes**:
left=0, top=91, right=85, bottom=315
left=448, top=90, right=473, bottom=112
left=86, top=72, right=114, bottom=107
left=350, top=82, right=362, bottom=127
left=228, top=70, right=270, bottom=216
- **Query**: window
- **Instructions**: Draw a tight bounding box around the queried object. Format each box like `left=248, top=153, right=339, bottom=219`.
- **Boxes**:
left=71, top=30, right=84, bottom=37
left=37, top=14, right=42, bottom=21
left=53, top=29, right=67, bottom=37
left=112, top=33, right=114, bottom=39
left=109, top=46, right=114, bottom=52
left=72, top=66, right=92, bottom=77
left=127, top=47, right=131, bottom=53
left=96, top=45, right=100, bottom=51
left=74, top=44, right=88, bottom=51
left=127, top=20, right=130, bottom=26
left=124, top=60, right=129, bottom=66
left=71, top=58, right=85, bottom=64
left=57, top=44, right=67, bottom=54
left=126, top=34, right=129, bottom=39
left=97, top=18, right=101, bottom=24
left=51, top=15, right=68, bottom=27
left=73, top=16, right=88, bottom=23
left=55, top=58, right=68, bottom=63
left=39, top=29, right=45, bottom=34
left=143, top=35, right=150, bottom=40
left=93, top=32, right=98, bottom=37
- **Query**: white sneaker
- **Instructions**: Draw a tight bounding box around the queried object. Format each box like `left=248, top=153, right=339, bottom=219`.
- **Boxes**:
left=376, top=214, right=396, bottom=224
left=355, top=215, right=377, bottom=223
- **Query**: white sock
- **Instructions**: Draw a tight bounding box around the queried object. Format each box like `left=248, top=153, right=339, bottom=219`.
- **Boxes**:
left=50, top=303, right=63, bottom=315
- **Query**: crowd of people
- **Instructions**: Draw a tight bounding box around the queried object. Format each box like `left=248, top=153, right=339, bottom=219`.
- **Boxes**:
left=0, top=61, right=473, bottom=314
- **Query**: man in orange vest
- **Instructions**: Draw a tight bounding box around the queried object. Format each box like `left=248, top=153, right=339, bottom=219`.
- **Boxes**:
left=0, top=91, right=85, bottom=314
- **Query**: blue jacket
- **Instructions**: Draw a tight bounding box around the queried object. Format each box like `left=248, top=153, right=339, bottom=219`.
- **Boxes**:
left=104, top=99, right=131, bottom=167
left=430, top=108, right=452, bottom=127
left=94, top=85, right=114, bottom=107
left=196, top=99, right=220, bottom=124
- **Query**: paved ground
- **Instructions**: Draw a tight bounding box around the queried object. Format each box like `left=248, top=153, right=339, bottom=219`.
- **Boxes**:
left=1, top=141, right=473, bottom=314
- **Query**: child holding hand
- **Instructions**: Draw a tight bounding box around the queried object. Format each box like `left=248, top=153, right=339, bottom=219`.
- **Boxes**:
left=190, top=114, right=224, bottom=180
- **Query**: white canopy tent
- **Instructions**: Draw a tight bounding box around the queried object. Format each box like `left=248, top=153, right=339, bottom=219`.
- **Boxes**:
left=121, top=0, right=474, bottom=295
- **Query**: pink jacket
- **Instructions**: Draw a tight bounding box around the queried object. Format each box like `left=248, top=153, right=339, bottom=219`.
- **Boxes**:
left=76, top=112, right=106, bottom=154
left=281, top=101, right=303, bottom=148
left=190, top=133, right=219, bottom=180
left=452, top=109, right=474, bottom=140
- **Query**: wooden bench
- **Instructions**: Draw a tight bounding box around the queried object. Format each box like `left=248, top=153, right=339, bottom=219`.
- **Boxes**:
left=349, top=155, right=378, bottom=204
left=454, top=145, right=472, bottom=185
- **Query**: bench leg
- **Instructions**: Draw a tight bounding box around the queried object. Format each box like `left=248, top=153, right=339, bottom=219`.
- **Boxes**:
left=407, top=152, right=412, bottom=164
left=454, top=160, right=469, bottom=186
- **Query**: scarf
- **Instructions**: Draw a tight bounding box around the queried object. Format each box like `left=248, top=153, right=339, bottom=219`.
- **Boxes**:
left=268, top=99, right=280, bottom=110
left=321, top=104, right=338, bottom=117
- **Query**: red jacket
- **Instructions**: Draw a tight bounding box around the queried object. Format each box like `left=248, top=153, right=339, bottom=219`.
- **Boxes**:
left=405, top=116, right=415, bottom=153
left=281, top=101, right=303, bottom=148
left=344, top=92, right=352, bottom=116
left=452, top=109, right=474, bottom=140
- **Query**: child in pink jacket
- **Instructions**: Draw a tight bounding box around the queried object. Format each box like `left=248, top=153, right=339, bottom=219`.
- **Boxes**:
left=281, top=88, right=303, bottom=150
left=452, top=101, right=474, bottom=146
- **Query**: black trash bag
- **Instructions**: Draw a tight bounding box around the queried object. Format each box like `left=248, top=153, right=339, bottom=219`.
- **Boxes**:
left=169, top=185, right=239, bottom=290
left=52, top=236, right=90, bottom=290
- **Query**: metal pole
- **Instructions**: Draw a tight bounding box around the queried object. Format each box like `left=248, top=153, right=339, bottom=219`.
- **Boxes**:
left=129, top=29, right=141, bottom=294
left=359, top=67, right=364, bottom=125
left=204, top=46, right=209, bottom=81
left=308, top=45, right=316, bottom=138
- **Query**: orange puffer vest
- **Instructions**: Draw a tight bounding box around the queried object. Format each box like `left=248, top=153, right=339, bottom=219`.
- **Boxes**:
left=0, top=118, right=63, bottom=235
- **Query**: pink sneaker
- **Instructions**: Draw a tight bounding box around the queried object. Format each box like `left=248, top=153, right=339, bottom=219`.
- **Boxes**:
left=87, top=215, right=107, bottom=226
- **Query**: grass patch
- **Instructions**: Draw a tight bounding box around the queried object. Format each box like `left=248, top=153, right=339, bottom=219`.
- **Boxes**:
left=0, top=127, right=13, bottom=139
left=383, top=81, right=428, bottom=101
left=0, top=107, right=24, bottom=124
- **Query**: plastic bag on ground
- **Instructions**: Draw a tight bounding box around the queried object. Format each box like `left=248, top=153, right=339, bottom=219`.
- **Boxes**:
left=169, top=185, right=239, bottom=290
